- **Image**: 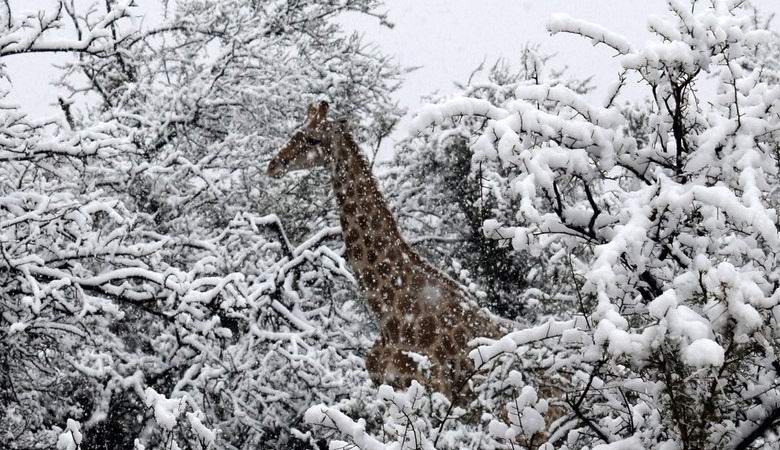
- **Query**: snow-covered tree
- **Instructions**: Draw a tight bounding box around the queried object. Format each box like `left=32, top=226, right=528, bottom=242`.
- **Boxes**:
left=383, top=48, right=593, bottom=320
left=60, top=0, right=402, bottom=243
left=307, top=2, right=780, bottom=449
left=0, top=1, right=402, bottom=448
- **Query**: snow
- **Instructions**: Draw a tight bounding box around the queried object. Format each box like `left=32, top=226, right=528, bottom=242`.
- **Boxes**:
left=6, top=1, right=780, bottom=449
left=8, top=321, right=27, bottom=333
left=547, top=14, right=633, bottom=55
left=514, top=84, right=624, bottom=128
left=186, top=412, right=216, bottom=446
left=409, top=98, right=508, bottom=135
left=304, top=405, right=387, bottom=450
left=606, top=329, right=634, bottom=356
left=516, top=385, right=538, bottom=408
left=470, top=318, right=585, bottom=366
left=144, top=388, right=185, bottom=430
left=683, top=338, right=725, bottom=368
left=648, top=290, right=678, bottom=319
left=420, top=283, right=442, bottom=306
left=593, top=436, right=643, bottom=450
left=56, top=419, right=82, bottom=450
left=403, top=351, right=432, bottom=371
left=520, top=407, right=545, bottom=436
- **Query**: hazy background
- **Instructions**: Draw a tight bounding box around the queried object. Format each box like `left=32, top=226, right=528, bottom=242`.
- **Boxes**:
left=7, top=0, right=780, bottom=158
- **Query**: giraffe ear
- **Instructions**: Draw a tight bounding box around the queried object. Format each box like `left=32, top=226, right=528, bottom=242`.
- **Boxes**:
left=307, top=101, right=329, bottom=128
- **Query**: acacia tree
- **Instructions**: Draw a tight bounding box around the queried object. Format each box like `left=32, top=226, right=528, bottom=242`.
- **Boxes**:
left=0, top=1, right=402, bottom=449
left=305, top=2, right=780, bottom=449
left=60, top=0, right=403, bottom=243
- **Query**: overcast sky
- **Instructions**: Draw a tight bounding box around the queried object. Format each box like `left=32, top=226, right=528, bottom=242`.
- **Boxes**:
left=7, top=0, right=780, bottom=157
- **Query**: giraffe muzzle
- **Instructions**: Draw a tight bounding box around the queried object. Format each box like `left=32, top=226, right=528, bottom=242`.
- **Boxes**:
left=266, top=160, right=286, bottom=178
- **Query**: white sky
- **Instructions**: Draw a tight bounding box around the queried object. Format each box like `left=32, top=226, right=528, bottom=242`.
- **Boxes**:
left=6, top=0, right=780, bottom=158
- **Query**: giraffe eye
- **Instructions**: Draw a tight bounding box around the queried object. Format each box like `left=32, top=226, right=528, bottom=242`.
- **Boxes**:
left=305, top=137, right=321, bottom=145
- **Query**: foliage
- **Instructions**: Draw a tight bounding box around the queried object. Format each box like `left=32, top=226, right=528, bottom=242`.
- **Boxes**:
left=0, top=0, right=401, bottom=448
left=61, top=0, right=403, bottom=243
left=310, top=2, right=780, bottom=449
left=6, top=1, right=780, bottom=449
left=382, top=49, right=593, bottom=320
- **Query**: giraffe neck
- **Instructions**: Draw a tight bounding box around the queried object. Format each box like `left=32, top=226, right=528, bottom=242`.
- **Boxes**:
left=328, top=131, right=412, bottom=308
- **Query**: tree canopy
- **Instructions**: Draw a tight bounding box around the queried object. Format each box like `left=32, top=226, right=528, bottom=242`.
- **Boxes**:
left=3, top=1, right=780, bottom=450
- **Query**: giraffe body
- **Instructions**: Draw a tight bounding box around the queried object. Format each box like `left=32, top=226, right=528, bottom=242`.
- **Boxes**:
left=268, top=102, right=502, bottom=402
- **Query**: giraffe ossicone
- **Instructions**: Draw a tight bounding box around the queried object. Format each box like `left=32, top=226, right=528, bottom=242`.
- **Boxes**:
left=268, top=100, right=503, bottom=403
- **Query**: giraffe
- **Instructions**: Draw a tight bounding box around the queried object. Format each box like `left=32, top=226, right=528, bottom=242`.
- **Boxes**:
left=267, top=101, right=503, bottom=403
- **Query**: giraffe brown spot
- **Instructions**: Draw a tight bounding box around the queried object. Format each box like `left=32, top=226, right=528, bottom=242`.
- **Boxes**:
left=364, top=273, right=379, bottom=290
left=349, top=161, right=362, bottom=177
left=370, top=214, right=383, bottom=229
left=452, top=324, right=469, bottom=348
left=384, top=259, right=401, bottom=273
left=430, top=363, right=444, bottom=379
left=395, top=293, right=420, bottom=316
left=343, top=200, right=357, bottom=215
left=349, top=244, right=363, bottom=260
left=345, top=227, right=359, bottom=244
left=432, top=342, right=449, bottom=360
left=384, top=232, right=399, bottom=247
left=404, top=269, right=422, bottom=288
left=356, top=214, right=369, bottom=228
left=365, top=346, right=385, bottom=385
left=407, top=300, right=421, bottom=316
left=393, top=375, right=408, bottom=389
left=379, top=285, right=394, bottom=302
left=408, top=252, right=425, bottom=268
left=454, top=355, right=471, bottom=377
left=442, top=358, right=460, bottom=381
left=416, top=315, right=437, bottom=345
left=399, top=320, right=416, bottom=345
left=439, top=332, right=456, bottom=355
left=376, top=260, right=393, bottom=276
left=369, top=234, right=382, bottom=248
left=366, top=293, right=382, bottom=312
left=449, top=308, right=466, bottom=325
left=387, top=247, right=401, bottom=263
left=366, top=249, right=377, bottom=264
left=438, top=309, right=459, bottom=327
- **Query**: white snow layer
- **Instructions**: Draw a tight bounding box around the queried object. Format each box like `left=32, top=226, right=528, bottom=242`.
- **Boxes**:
left=683, top=338, right=726, bottom=368
left=56, top=419, right=83, bottom=450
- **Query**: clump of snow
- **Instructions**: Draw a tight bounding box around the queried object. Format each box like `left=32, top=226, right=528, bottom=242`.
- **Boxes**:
left=683, top=338, right=725, bottom=368
left=304, top=405, right=387, bottom=450
left=520, top=406, right=545, bottom=436
left=593, top=436, right=643, bottom=450
left=409, top=98, right=508, bottom=135
left=403, top=351, right=432, bottom=371
left=547, top=13, right=633, bottom=54
left=56, top=419, right=83, bottom=450
left=186, top=412, right=216, bottom=446
left=144, top=387, right=185, bottom=430
left=8, top=322, right=27, bottom=333
left=648, top=290, right=677, bottom=319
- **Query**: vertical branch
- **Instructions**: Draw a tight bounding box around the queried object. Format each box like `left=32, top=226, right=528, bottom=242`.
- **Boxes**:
left=0, top=0, right=11, bottom=30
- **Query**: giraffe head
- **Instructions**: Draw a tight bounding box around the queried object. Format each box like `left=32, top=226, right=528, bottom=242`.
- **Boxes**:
left=267, top=101, right=341, bottom=177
